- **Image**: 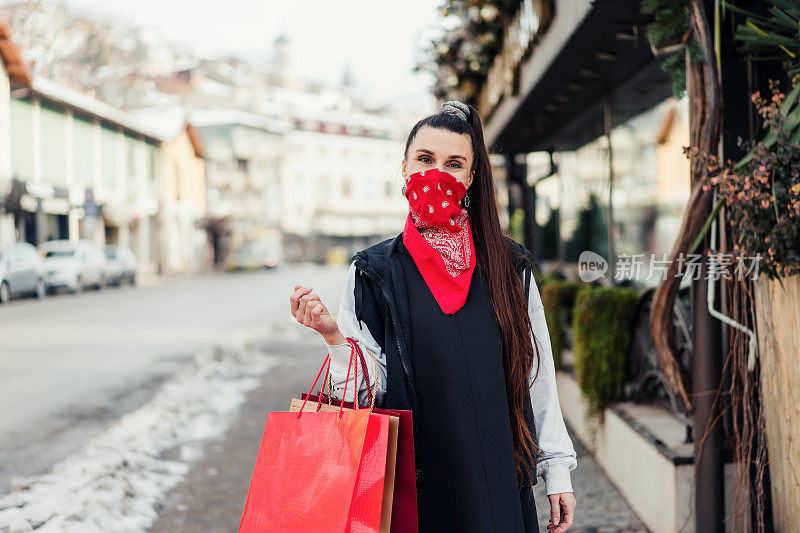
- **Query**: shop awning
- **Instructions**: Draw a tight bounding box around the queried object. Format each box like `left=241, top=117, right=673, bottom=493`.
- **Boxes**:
left=483, top=0, right=672, bottom=153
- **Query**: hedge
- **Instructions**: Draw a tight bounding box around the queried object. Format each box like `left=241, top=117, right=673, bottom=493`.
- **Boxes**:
left=571, top=284, right=639, bottom=419
left=539, top=278, right=583, bottom=370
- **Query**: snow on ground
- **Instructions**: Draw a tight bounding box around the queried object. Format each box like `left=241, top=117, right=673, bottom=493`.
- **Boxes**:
left=0, top=335, right=279, bottom=533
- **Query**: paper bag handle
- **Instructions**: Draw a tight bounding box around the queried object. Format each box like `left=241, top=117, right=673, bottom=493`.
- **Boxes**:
left=296, top=338, right=379, bottom=417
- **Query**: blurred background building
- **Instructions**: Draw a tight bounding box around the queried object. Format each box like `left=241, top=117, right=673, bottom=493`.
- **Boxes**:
left=0, top=2, right=419, bottom=272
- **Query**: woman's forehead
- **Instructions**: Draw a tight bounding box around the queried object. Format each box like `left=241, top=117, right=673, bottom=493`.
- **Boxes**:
left=410, top=126, right=472, bottom=156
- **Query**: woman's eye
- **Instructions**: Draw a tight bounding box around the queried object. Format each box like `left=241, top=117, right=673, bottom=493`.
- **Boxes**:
left=418, top=156, right=432, bottom=164
left=448, top=162, right=462, bottom=169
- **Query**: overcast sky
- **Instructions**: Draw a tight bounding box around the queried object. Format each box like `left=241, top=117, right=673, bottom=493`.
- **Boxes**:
left=65, top=0, right=442, bottom=105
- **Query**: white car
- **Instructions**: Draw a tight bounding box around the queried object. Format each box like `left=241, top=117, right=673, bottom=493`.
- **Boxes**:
left=104, top=245, right=137, bottom=286
left=0, top=241, right=47, bottom=304
left=40, top=239, right=107, bottom=293
left=225, top=240, right=283, bottom=271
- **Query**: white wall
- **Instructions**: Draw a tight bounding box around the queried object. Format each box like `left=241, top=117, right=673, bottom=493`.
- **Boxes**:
left=557, top=371, right=748, bottom=533
left=0, top=59, right=14, bottom=245
left=281, top=129, right=406, bottom=238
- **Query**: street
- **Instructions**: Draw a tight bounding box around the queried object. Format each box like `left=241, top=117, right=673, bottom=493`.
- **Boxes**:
left=0, top=264, right=348, bottom=494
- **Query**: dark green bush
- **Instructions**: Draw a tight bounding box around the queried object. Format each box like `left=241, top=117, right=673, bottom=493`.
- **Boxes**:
left=572, top=285, right=639, bottom=419
left=540, top=278, right=583, bottom=370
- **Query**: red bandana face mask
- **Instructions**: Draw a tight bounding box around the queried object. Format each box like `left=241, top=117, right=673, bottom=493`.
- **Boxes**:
left=405, top=168, right=468, bottom=231
left=401, top=168, right=477, bottom=314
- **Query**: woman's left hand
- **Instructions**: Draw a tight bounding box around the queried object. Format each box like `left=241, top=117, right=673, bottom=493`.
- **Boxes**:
left=547, top=492, right=576, bottom=532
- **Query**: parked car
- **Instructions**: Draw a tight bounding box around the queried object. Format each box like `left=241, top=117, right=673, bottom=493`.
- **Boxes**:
left=104, top=245, right=137, bottom=286
left=0, top=241, right=46, bottom=304
left=40, top=239, right=107, bottom=293
left=225, top=240, right=282, bottom=271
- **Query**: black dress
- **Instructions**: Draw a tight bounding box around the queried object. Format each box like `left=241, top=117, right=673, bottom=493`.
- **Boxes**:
left=397, top=238, right=539, bottom=533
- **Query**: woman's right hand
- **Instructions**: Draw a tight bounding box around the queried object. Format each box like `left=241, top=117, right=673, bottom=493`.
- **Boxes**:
left=289, top=285, right=346, bottom=345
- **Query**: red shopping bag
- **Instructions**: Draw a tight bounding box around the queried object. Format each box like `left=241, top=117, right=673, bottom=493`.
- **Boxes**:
left=349, top=409, right=390, bottom=533
left=239, top=342, right=391, bottom=533
left=303, top=339, right=418, bottom=533
left=238, top=409, right=372, bottom=532
left=298, top=342, right=392, bottom=533
left=302, top=396, right=417, bottom=533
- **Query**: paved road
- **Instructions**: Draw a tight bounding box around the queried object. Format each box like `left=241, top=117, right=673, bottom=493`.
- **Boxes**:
left=0, top=264, right=348, bottom=493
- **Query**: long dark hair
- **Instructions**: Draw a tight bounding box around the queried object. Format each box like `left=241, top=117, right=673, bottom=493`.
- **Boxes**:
left=403, top=104, right=542, bottom=481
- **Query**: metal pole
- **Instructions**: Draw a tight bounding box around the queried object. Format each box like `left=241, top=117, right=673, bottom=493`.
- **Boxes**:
left=604, top=99, right=615, bottom=281
left=692, top=249, right=725, bottom=533
left=505, top=153, right=536, bottom=254
left=553, top=142, right=566, bottom=265
left=528, top=175, right=538, bottom=255
left=35, top=197, right=46, bottom=245
left=515, top=154, right=536, bottom=254
left=688, top=2, right=725, bottom=524
left=504, top=154, right=516, bottom=226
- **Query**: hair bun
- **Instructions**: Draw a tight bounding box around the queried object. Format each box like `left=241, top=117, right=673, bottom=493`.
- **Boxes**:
left=440, top=100, right=470, bottom=122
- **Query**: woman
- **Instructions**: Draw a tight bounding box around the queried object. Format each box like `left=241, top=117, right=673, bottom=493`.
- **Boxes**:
left=289, top=101, right=577, bottom=532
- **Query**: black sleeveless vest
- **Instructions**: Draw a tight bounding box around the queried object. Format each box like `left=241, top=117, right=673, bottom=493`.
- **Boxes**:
left=349, top=232, right=539, bottom=491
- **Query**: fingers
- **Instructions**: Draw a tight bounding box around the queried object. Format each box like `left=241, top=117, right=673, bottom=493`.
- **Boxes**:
left=549, top=495, right=561, bottom=529
left=299, top=293, right=321, bottom=323
left=291, top=287, right=319, bottom=320
left=290, top=286, right=312, bottom=317
left=290, top=286, right=327, bottom=329
left=560, top=498, right=575, bottom=531
left=304, top=299, right=323, bottom=325
left=548, top=493, right=575, bottom=532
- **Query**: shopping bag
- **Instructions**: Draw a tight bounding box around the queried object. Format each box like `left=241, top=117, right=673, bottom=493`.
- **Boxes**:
left=291, top=341, right=392, bottom=533
left=238, top=408, right=372, bottom=532
left=349, top=409, right=391, bottom=533
left=300, top=339, right=418, bottom=533
left=239, top=340, right=391, bottom=533
left=291, top=398, right=398, bottom=533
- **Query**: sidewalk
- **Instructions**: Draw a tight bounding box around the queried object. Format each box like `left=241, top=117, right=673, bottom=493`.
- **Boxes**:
left=150, top=340, right=649, bottom=533
left=149, top=336, right=325, bottom=532
left=536, top=428, right=649, bottom=532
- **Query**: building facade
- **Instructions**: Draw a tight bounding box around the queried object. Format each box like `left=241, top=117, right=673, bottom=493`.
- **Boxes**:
left=192, top=110, right=285, bottom=267
left=2, top=76, right=165, bottom=275
left=1, top=24, right=207, bottom=277
left=554, top=98, right=691, bottom=265
left=130, top=107, right=207, bottom=275
left=280, top=109, right=408, bottom=262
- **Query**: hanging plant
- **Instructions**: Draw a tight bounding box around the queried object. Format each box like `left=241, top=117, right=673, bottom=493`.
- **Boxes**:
left=641, top=0, right=703, bottom=97
left=686, top=75, right=800, bottom=280
left=418, top=0, right=522, bottom=102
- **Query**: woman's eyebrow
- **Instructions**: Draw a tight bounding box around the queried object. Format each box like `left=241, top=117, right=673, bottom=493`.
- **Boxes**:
left=415, top=149, right=466, bottom=161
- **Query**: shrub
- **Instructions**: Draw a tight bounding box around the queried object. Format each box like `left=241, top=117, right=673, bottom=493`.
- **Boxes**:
left=572, top=285, right=639, bottom=420
left=540, top=278, right=583, bottom=370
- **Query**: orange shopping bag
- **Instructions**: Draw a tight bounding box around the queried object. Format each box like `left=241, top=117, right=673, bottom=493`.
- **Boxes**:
left=239, top=343, right=391, bottom=533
